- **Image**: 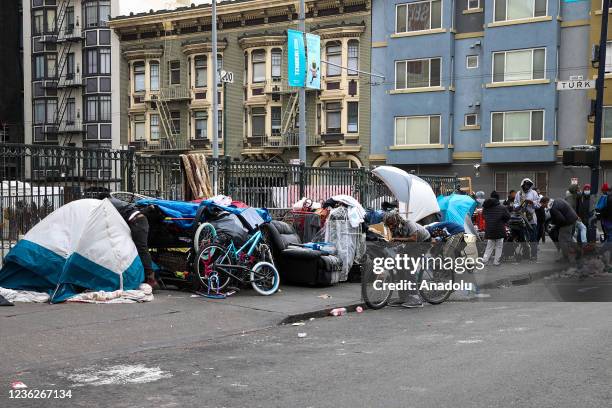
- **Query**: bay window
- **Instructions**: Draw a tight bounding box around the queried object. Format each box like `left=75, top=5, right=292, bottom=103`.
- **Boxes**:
left=271, top=106, right=281, bottom=135
left=326, top=102, right=342, bottom=133
left=491, top=110, right=544, bottom=142
left=494, top=0, right=547, bottom=22
left=33, top=10, right=44, bottom=35
left=47, top=100, right=57, bottom=124
left=347, top=102, right=358, bottom=133
left=395, top=115, right=441, bottom=145
left=86, top=49, right=98, bottom=75
left=396, top=58, right=441, bottom=89
left=326, top=42, right=342, bottom=77
left=34, top=100, right=45, bottom=124
left=396, top=0, right=442, bottom=34
left=271, top=48, right=282, bottom=80
left=493, top=48, right=545, bottom=83
left=252, top=50, right=266, bottom=83
left=195, top=56, right=207, bottom=88
left=100, top=95, right=111, bottom=121
left=86, top=96, right=98, bottom=121
left=34, top=55, right=45, bottom=79
left=251, top=107, right=266, bottom=137
left=133, top=62, right=145, bottom=92
left=134, top=115, right=145, bottom=140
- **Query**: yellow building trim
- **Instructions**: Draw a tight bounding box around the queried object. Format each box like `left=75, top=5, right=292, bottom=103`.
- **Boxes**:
left=460, top=125, right=481, bottom=131
left=369, top=154, right=387, bottom=161
left=389, top=144, right=446, bottom=150
left=372, top=41, right=387, bottom=48
left=560, top=19, right=590, bottom=28
left=462, top=8, right=483, bottom=15
left=390, top=86, right=446, bottom=95
left=487, top=16, right=553, bottom=28
left=485, top=141, right=549, bottom=148
left=390, top=28, right=447, bottom=39
left=594, top=9, right=612, bottom=15
left=453, top=151, right=483, bottom=160
left=454, top=31, right=484, bottom=39
left=485, top=79, right=551, bottom=88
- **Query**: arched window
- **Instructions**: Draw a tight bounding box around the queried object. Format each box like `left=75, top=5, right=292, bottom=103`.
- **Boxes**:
left=326, top=41, right=342, bottom=77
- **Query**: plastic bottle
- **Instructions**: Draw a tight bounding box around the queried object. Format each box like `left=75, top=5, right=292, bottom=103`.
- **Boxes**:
left=330, top=307, right=347, bottom=316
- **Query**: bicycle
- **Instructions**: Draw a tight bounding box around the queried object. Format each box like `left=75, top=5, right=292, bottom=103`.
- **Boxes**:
left=361, top=237, right=461, bottom=309
left=195, top=224, right=279, bottom=296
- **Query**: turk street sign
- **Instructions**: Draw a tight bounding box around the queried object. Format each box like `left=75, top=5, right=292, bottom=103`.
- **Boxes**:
left=556, top=80, right=595, bottom=91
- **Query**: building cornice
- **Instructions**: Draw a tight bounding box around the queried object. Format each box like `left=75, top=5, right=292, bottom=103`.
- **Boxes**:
left=181, top=40, right=228, bottom=55
left=311, top=23, right=366, bottom=39
left=238, top=34, right=287, bottom=49
left=123, top=48, right=164, bottom=60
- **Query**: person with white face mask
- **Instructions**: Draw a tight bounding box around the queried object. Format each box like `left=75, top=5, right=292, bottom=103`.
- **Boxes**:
left=577, top=184, right=596, bottom=243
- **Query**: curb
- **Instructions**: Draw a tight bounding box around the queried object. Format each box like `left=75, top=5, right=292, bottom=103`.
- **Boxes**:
left=478, top=267, right=560, bottom=290
left=280, top=302, right=366, bottom=325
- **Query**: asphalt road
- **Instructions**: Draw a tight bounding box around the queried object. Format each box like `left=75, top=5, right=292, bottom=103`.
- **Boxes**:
left=2, top=286, right=611, bottom=408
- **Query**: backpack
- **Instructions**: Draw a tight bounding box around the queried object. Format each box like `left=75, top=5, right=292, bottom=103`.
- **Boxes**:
left=596, top=195, right=608, bottom=219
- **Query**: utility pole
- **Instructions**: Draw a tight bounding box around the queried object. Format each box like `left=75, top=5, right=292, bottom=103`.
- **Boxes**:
left=298, top=0, right=306, bottom=164
left=211, top=0, right=219, bottom=193
left=592, top=0, right=610, bottom=194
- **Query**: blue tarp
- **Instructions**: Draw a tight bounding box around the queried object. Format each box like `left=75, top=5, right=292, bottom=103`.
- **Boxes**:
left=437, top=194, right=477, bottom=226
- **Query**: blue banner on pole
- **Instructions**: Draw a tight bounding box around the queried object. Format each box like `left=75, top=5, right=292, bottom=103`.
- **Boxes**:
left=287, top=29, right=306, bottom=87
left=306, top=33, right=321, bottom=90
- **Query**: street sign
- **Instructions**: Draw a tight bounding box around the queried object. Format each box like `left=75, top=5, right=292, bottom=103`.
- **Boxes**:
left=556, top=80, right=595, bottom=90
left=220, top=70, right=234, bottom=84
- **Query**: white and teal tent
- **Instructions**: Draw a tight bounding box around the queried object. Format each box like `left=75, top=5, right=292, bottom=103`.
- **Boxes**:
left=0, top=199, right=144, bottom=303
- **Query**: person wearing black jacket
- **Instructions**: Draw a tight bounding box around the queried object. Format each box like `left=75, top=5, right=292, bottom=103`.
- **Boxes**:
left=540, top=197, right=578, bottom=264
left=482, top=191, right=511, bottom=266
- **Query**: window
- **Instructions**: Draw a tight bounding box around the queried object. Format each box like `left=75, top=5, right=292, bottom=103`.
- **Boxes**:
left=150, top=114, right=160, bottom=140
left=66, top=98, right=75, bottom=123
left=134, top=115, right=145, bottom=140
left=100, top=95, right=111, bottom=121
left=169, top=61, right=181, bottom=85
left=33, top=10, right=44, bottom=35
left=493, top=48, right=545, bottom=83
left=316, top=103, right=322, bottom=135
left=133, top=62, right=145, bottom=92
left=47, top=99, right=57, bottom=124
left=85, top=2, right=98, bottom=28
left=86, top=96, right=98, bottom=121
left=491, top=110, right=544, bottom=142
left=100, top=48, right=111, bottom=74
left=46, top=8, right=56, bottom=33
left=396, top=0, right=442, bottom=33
left=467, top=0, right=480, bottom=9
left=47, top=54, right=57, bottom=78
left=34, top=55, right=45, bottom=79
left=194, top=56, right=207, bottom=87
left=605, top=42, right=612, bottom=74
left=395, top=115, right=441, bottom=145
left=465, top=114, right=478, bottom=127
left=466, top=55, right=478, bottom=69
left=218, top=110, right=223, bottom=139
left=602, top=107, right=612, bottom=138
left=66, top=53, right=75, bottom=78
left=150, top=61, right=159, bottom=91
left=251, top=107, right=266, bottom=137
left=99, top=1, right=111, bottom=26
left=34, top=100, right=45, bottom=124
left=194, top=111, right=207, bottom=139
left=395, top=58, right=441, bottom=89
left=86, top=49, right=98, bottom=74
left=495, top=171, right=548, bottom=198
left=271, top=106, right=281, bottom=135
left=347, top=102, right=358, bottom=133
left=170, top=111, right=181, bottom=133
left=326, top=102, right=342, bottom=133
left=252, top=50, right=266, bottom=83
left=65, top=7, right=75, bottom=33
left=326, top=42, right=342, bottom=77
left=271, top=48, right=282, bottom=80
left=494, top=0, right=547, bottom=22
left=348, top=40, right=359, bottom=76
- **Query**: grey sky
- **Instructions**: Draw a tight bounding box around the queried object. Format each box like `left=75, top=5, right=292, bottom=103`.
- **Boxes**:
left=120, top=0, right=209, bottom=15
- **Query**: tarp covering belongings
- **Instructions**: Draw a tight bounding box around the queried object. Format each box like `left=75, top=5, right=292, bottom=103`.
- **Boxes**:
left=0, top=199, right=144, bottom=303
left=371, top=166, right=440, bottom=222
left=437, top=194, right=477, bottom=227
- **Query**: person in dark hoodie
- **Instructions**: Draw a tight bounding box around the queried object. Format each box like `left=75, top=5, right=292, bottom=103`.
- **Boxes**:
left=482, top=191, right=511, bottom=266
left=540, top=196, right=578, bottom=264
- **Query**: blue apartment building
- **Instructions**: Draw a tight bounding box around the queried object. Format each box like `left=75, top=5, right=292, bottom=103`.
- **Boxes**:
left=371, top=0, right=592, bottom=197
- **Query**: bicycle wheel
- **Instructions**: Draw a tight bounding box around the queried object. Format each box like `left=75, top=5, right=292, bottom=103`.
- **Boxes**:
left=250, top=261, right=280, bottom=296
left=361, top=255, right=393, bottom=310
left=194, top=222, right=217, bottom=252
left=418, top=258, right=454, bottom=305
left=195, top=244, right=233, bottom=292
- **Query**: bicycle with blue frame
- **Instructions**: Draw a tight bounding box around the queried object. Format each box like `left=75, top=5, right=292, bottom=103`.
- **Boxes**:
left=195, top=218, right=280, bottom=296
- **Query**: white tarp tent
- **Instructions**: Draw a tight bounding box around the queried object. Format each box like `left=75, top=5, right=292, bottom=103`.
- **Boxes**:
left=372, top=166, right=440, bottom=222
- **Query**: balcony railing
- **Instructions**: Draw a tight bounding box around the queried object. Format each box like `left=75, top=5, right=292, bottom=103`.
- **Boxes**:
left=245, top=132, right=322, bottom=149
left=130, top=137, right=203, bottom=152
left=59, top=120, right=86, bottom=133
left=57, top=27, right=83, bottom=42
left=158, top=87, right=191, bottom=101
left=57, top=73, right=84, bottom=88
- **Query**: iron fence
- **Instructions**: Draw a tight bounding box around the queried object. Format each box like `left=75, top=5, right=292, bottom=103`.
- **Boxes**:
left=0, top=143, right=459, bottom=259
